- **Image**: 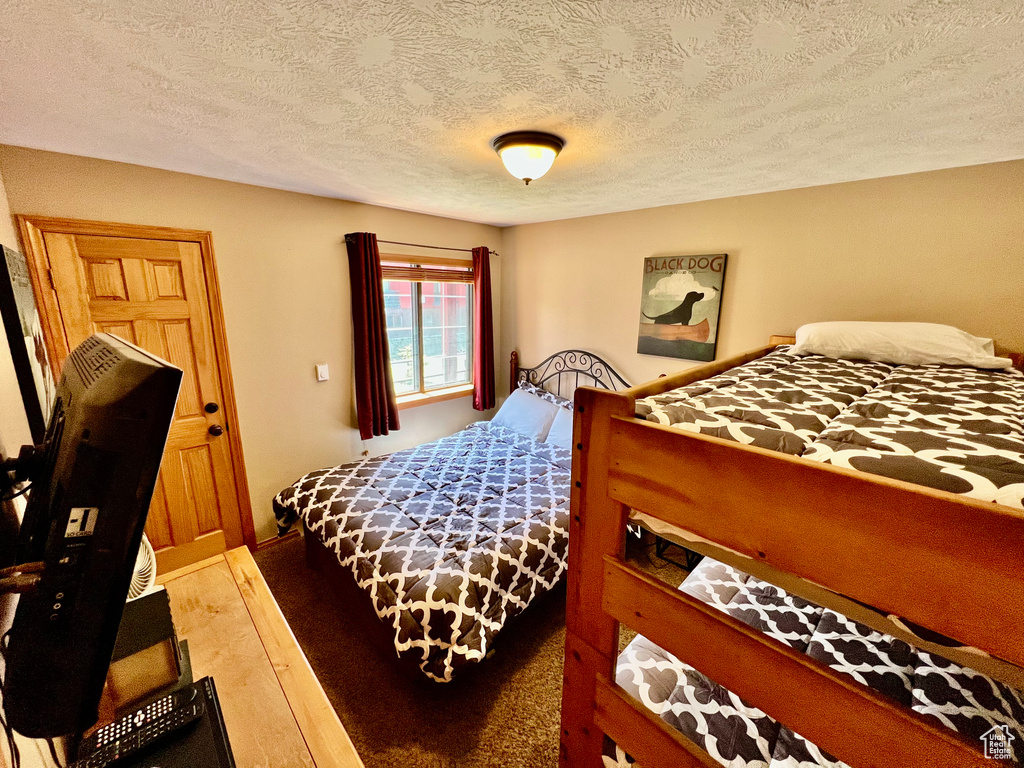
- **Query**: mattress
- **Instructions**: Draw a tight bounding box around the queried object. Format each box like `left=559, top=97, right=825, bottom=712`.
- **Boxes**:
left=636, top=346, right=1024, bottom=510
left=607, top=558, right=1024, bottom=767
left=272, top=421, right=571, bottom=682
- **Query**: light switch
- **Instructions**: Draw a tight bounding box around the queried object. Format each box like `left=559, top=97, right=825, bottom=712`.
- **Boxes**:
left=315, top=363, right=329, bottom=381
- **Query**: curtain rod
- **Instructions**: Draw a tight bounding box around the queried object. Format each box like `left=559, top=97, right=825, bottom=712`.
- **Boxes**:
left=346, top=236, right=499, bottom=257
left=378, top=239, right=473, bottom=253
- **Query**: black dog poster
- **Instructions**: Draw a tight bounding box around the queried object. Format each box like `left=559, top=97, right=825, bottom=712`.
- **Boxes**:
left=637, top=253, right=727, bottom=362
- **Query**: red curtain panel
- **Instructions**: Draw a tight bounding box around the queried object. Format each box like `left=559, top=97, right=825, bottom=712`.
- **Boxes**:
left=346, top=232, right=400, bottom=439
left=472, top=246, right=496, bottom=410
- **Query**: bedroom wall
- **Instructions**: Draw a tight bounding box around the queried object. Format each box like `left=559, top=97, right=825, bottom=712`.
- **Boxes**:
left=0, top=169, right=19, bottom=245
left=500, top=160, right=1024, bottom=388
left=0, top=146, right=502, bottom=542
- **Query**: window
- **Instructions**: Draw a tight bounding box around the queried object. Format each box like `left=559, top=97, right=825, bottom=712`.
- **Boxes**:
left=381, top=255, right=474, bottom=400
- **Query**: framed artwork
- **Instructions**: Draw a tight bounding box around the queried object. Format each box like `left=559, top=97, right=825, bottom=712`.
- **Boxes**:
left=0, top=243, right=55, bottom=444
left=637, top=253, right=727, bottom=362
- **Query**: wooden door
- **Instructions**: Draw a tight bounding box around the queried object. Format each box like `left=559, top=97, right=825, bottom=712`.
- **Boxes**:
left=17, top=217, right=255, bottom=573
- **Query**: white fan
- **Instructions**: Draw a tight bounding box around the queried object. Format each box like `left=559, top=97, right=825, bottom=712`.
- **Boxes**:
left=127, top=533, right=158, bottom=600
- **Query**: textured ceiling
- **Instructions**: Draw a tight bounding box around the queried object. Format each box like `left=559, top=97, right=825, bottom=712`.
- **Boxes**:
left=1, top=1, right=1024, bottom=226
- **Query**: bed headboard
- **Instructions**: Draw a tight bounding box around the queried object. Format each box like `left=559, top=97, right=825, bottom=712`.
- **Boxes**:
left=509, top=349, right=630, bottom=398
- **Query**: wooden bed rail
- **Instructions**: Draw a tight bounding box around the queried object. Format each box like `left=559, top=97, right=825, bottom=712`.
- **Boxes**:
left=627, top=343, right=777, bottom=400
left=599, top=557, right=993, bottom=768
left=560, top=340, right=1024, bottom=768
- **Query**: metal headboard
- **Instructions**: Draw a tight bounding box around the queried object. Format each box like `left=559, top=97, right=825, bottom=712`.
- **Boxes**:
left=509, top=349, right=630, bottom=399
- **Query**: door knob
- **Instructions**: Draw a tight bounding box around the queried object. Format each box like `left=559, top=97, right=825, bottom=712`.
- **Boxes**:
left=208, top=424, right=224, bottom=437
left=205, top=402, right=219, bottom=414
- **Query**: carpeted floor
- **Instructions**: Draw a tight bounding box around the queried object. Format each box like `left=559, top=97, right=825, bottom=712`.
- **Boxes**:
left=254, top=533, right=687, bottom=768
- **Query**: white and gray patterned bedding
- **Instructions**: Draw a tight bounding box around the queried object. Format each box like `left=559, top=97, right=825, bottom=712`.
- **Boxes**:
left=273, top=421, right=571, bottom=682
left=636, top=346, right=1024, bottom=509
left=606, top=558, right=1024, bottom=767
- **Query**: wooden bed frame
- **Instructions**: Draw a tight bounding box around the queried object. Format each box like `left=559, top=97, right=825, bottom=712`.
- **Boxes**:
left=560, top=337, right=1024, bottom=768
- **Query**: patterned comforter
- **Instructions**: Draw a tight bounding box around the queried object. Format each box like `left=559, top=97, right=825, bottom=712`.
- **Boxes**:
left=273, top=422, right=571, bottom=682
left=608, top=558, right=1024, bottom=767
left=616, top=348, right=1024, bottom=765
left=636, top=346, right=1024, bottom=510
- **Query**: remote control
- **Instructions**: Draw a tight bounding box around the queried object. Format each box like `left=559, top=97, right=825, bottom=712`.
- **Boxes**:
left=72, top=682, right=205, bottom=767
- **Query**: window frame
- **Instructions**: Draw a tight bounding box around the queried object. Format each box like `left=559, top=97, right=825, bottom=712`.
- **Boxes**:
left=380, top=253, right=475, bottom=409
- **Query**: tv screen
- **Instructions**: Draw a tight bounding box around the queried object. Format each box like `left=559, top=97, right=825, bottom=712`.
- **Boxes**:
left=2, top=333, right=181, bottom=738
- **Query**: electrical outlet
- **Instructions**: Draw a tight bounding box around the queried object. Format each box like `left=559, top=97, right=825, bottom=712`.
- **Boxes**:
left=315, top=363, right=329, bottom=381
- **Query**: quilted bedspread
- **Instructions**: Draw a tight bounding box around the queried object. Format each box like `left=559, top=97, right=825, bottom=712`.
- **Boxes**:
left=607, top=559, right=1024, bottom=767
left=273, top=421, right=571, bottom=682
left=636, top=346, right=1024, bottom=510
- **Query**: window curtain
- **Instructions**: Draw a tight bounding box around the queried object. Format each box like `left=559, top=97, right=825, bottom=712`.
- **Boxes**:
left=472, top=246, right=495, bottom=410
left=346, top=232, right=400, bottom=439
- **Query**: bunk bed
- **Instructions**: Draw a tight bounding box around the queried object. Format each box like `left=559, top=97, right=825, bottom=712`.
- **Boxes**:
left=560, top=332, right=1024, bottom=768
left=273, top=349, right=628, bottom=682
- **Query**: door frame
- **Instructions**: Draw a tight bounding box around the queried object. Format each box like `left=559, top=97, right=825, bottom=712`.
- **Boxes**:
left=15, top=215, right=257, bottom=550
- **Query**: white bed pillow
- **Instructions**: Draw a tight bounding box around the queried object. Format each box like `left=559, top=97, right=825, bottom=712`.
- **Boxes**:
left=792, top=321, right=1012, bottom=369
left=543, top=407, right=574, bottom=450
left=492, top=389, right=560, bottom=441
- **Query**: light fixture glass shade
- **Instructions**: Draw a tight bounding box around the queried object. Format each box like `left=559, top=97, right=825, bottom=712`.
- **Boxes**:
left=498, top=145, right=557, bottom=183
left=491, top=131, right=565, bottom=185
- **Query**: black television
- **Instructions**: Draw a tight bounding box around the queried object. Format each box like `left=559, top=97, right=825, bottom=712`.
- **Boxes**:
left=2, top=333, right=182, bottom=738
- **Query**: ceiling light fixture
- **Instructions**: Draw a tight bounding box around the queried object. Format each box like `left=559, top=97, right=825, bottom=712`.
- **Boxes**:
left=491, top=131, right=565, bottom=185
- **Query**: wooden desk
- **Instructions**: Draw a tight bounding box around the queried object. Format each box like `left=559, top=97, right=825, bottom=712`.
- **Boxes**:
left=157, top=547, right=364, bottom=768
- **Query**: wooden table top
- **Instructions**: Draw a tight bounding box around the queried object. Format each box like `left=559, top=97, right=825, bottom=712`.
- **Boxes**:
left=158, top=547, right=364, bottom=768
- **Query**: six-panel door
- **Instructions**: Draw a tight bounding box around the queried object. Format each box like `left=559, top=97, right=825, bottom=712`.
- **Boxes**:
left=39, top=229, right=247, bottom=573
